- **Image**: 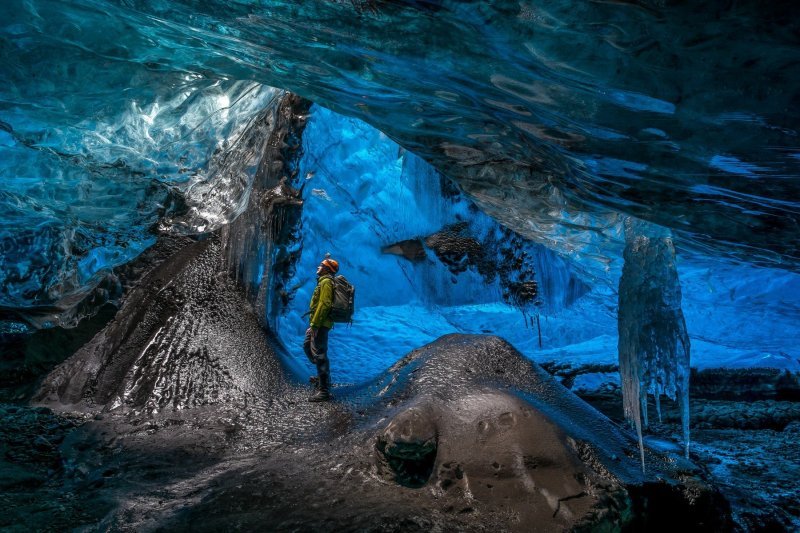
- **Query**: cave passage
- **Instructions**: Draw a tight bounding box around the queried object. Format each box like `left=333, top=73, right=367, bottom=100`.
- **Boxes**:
left=1, top=1, right=799, bottom=530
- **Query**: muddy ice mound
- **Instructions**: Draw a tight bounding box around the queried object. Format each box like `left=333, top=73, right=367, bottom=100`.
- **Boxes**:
left=361, top=334, right=732, bottom=531
left=160, top=334, right=732, bottom=532
left=34, top=237, right=289, bottom=414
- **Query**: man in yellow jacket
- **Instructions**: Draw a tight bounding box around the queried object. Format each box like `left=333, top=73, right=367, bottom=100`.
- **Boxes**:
left=303, top=258, right=339, bottom=402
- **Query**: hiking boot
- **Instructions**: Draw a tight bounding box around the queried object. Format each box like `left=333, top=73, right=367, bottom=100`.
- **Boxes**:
left=308, top=389, right=331, bottom=402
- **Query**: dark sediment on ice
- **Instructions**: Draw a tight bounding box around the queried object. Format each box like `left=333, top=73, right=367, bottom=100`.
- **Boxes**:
left=0, top=235, right=197, bottom=403
left=18, top=234, right=733, bottom=531
left=690, top=426, right=800, bottom=531
left=690, top=368, right=800, bottom=402
left=545, top=363, right=800, bottom=403
left=548, top=363, right=800, bottom=431
left=34, top=236, right=290, bottom=414
left=384, top=221, right=542, bottom=310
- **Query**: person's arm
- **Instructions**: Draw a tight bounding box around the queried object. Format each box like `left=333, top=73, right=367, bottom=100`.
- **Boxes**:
left=310, top=278, right=334, bottom=328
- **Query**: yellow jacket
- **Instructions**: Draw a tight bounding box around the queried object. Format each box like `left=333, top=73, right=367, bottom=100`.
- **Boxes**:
left=309, top=275, right=335, bottom=329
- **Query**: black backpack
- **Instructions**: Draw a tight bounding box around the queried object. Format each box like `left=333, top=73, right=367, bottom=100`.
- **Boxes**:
left=329, top=275, right=355, bottom=323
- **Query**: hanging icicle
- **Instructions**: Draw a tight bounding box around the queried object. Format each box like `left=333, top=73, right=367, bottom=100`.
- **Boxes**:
left=618, top=217, right=692, bottom=471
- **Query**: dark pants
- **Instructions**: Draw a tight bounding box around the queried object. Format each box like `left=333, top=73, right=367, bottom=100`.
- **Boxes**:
left=303, top=326, right=330, bottom=388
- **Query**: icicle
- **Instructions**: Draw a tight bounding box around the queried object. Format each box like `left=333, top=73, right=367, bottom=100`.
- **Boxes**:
left=618, top=217, right=692, bottom=470
left=619, top=339, right=646, bottom=473
left=640, top=389, right=649, bottom=430
left=536, top=314, right=542, bottom=349
left=654, top=384, right=662, bottom=424
left=677, top=335, right=691, bottom=458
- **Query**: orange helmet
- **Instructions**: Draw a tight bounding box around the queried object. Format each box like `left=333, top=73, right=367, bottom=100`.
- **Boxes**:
left=320, top=258, right=339, bottom=273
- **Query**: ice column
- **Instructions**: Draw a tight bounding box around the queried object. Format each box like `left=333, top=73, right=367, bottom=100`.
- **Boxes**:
left=618, top=218, right=691, bottom=468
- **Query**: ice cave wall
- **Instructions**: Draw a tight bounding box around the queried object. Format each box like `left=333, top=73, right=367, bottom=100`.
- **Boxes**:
left=275, top=105, right=598, bottom=383
left=0, top=0, right=798, bottom=390
left=0, top=73, right=279, bottom=329
left=274, top=105, right=800, bottom=384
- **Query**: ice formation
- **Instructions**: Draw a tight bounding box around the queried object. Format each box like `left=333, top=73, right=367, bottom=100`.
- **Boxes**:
left=270, top=106, right=798, bottom=390
left=618, top=218, right=691, bottom=465
left=216, top=94, right=310, bottom=333
left=0, top=70, right=279, bottom=328
left=3, top=1, right=799, bottom=315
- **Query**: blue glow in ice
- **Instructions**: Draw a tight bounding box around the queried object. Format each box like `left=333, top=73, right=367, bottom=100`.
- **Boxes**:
left=276, top=106, right=592, bottom=382
left=709, top=155, right=766, bottom=178
left=607, top=91, right=676, bottom=115
left=0, top=0, right=797, bottom=390
left=275, top=107, right=800, bottom=385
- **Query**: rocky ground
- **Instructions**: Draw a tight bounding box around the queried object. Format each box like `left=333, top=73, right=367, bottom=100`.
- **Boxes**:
left=3, top=364, right=796, bottom=531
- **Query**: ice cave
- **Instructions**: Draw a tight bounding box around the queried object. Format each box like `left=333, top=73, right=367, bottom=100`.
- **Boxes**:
left=1, top=1, right=799, bottom=531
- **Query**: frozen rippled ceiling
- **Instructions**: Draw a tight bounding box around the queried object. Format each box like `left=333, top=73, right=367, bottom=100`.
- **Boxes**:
left=0, top=0, right=798, bottom=317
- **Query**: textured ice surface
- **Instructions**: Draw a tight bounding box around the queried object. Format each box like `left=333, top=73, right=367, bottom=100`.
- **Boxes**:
left=2, top=0, right=799, bottom=302
left=0, top=54, right=278, bottom=320
left=0, top=1, right=798, bottom=378
left=618, top=219, right=691, bottom=462
left=276, top=105, right=590, bottom=378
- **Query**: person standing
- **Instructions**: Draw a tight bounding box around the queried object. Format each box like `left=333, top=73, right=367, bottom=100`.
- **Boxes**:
left=303, top=258, right=339, bottom=402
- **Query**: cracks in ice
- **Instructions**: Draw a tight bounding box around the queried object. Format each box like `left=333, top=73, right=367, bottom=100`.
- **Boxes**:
left=553, top=491, right=588, bottom=519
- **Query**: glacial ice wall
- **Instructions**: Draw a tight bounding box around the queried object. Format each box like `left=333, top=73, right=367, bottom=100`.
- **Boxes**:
left=680, top=261, right=800, bottom=370
left=276, top=106, right=593, bottom=382
left=0, top=27, right=278, bottom=327
left=218, top=93, right=310, bottom=333
left=276, top=106, right=800, bottom=384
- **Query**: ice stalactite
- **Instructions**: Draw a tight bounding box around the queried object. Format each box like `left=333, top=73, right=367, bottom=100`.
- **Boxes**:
left=618, top=217, right=691, bottom=470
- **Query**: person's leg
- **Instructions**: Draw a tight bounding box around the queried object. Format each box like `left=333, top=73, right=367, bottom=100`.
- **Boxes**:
left=309, top=327, right=331, bottom=401
left=313, top=327, right=330, bottom=385
left=304, top=327, right=320, bottom=387
left=303, top=327, right=315, bottom=365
